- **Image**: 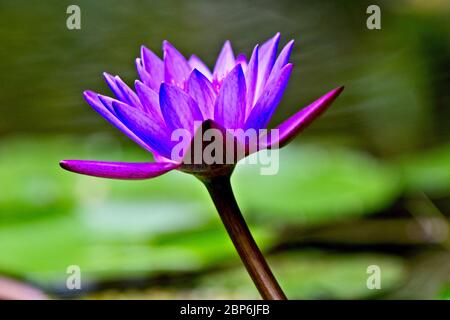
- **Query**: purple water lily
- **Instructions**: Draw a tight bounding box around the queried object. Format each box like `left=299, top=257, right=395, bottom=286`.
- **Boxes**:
left=60, top=33, right=342, bottom=179
left=60, top=33, right=343, bottom=300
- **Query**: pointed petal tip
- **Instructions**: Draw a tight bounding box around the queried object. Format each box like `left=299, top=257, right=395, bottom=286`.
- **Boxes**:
left=159, top=82, right=204, bottom=131
left=214, top=63, right=246, bottom=129
left=103, top=71, right=114, bottom=79
left=190, top=67, right=211, bottom=81
left=235, top=61, right=244, bottom=73
left=313, top=85, right=345, bottom=111
left=103, top=72, right=118, bottom=90
left=191, top=68, right=202, bottom=76
left=60, top=159, right=79, bottom=172
left=59, top=160, right=70, bottom=170
left=285, top=63, right=294, bottom=70
left=279, top=62, right=294, bottom=76
left=159, top=82, right=167, bottom=93
left=163, top=40, right=179, bottom=58
left=265, top=32, right=281, bottom=49
left=267, top=32, right=281, bottom=45
left=221, top=40, right=234, bottom=54
left=267, top=85, right=345, bottom=149
left=134, top=79, right=146, bottom=88
left=83, top=90, right=96, bottom=99
left=83, top=91, right=103, bottom=108
left=110, top=99, right=122, bottom=112
left=327, top=85, right=345, bottom=99
left=162, top=40, right=173, bottom=52
left=214, top=40, right=236, bottom=78
left=229, top=62, right=245, bottom=81
left=60, top=159, right=85, bottom=173
left=134, top=79, right=147, bottom=93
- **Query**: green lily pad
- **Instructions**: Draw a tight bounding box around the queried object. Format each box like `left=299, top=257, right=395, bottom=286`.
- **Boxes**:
left=200, top=251, right=406, bottom=299
left=0, top=137, right=400, bottom=289
left=0, top=137, right=77, bottom=222
left=1, top=137, right=400, bottom=228
left=233, top=145, right=400, bottom=225
left=0, top=209, right=273, bottom=287
left=438, top=285, right=450, bottom=300
left=396, top=143, right=450, bottom=196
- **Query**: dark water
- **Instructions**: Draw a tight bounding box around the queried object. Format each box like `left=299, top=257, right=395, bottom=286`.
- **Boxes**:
left=1, top=0, right=448, bottom=155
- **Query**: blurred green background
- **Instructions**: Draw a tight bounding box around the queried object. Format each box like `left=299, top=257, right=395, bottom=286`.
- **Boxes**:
left=0, top=0, right=449, bottom=299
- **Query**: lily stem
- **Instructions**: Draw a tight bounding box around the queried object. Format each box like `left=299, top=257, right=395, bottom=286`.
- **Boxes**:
left=202, top=175, right=287, bottom=300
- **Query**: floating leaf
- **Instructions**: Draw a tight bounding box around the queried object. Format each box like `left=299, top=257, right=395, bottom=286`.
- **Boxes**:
left=396, top=143, right=450, bottom=196
left=233, top=145, right=400, bottom=225
left=200, top=251, right=406, bottom=299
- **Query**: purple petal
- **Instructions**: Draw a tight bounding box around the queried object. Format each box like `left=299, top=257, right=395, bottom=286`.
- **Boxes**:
left=245, top=45, right=259, bottom=116
left=136, top=58, right=156, bottom=91
left=95, top=94, right=116, bottom=114
left=214, top=64, right=246, bottom=129
left=163, top=41, right=191, bottom=87
left=188, top=55, right=212, bottom=80
left=259, top=32, right=281, bottom=57
left=159, top=83, right=203, bottom=133
left=245, top=63, right=293, bottom=130
left=266, top=86, right=344, bottom=149
left=270, top=39, right=294, bottom=79
left=186, top=69, right=216, bottom=120
left=180, top=119, right=244, bottom=167
left=213, top=40, right=235, bottom=81
left=114, top=76, right=143, bottom=108
left=236, top=53, right=248, bottom=73
left=135, top=80, right=164, bottom=120
left=60, top=160, right=178, bottom=180
left=140, top=46, right=164, bottom=90
left=96, top=92, right=169, bottom=163
left=103, top=72, right=126, bottom=101
left=236, top=53, right=247, bottom=64
left=83, top=91, right=155, bottom=154
left=103, top=73, right=142, bottom=109
left=255, top=33, right=280, bottom=101
left=113, top=100, right=174, bottom=159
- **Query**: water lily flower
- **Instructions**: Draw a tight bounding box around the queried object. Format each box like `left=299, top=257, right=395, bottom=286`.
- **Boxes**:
left=60, top=33, right=343, bottom=300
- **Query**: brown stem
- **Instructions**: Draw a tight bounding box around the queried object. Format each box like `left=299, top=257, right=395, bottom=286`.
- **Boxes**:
left=202, top=175, right=287, bottom=300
